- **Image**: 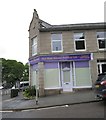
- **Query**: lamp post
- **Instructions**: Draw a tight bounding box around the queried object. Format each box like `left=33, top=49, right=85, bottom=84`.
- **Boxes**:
left=35, top=69, right=38, bottom=105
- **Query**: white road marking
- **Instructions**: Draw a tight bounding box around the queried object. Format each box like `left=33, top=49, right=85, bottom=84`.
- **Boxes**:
left=65, top=105, right=69, bottom=107
left=0, top=110, right=13, bottom=113
left=22, top=109, right=35, bottom=112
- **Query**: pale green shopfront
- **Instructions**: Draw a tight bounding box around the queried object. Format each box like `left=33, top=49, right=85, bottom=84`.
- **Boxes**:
left=29, top=53, right=92, bottom=96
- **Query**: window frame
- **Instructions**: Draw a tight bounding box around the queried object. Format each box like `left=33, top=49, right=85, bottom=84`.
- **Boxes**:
left=51, top=33, right=63, bottom=52
left=97, top=31, right=106, bottom=50
left=74, top=32, right=86, bottom=51
left=97, top=60, right=106, bottom=74
left=31, top=36, right=37, bottom=56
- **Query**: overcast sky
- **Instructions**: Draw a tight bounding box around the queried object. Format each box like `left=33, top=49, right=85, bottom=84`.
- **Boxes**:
left=0, top=0, right=105, bottom=64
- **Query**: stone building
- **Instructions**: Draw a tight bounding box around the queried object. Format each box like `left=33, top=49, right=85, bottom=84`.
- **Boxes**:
left=28, top=9, right=106, bottom=96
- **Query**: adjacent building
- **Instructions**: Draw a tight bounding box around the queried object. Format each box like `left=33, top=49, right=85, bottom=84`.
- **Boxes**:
left=28, top=9, right=106, bottom=96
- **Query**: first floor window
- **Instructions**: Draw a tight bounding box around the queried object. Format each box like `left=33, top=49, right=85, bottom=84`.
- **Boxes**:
left=51, top=33, right=63, bottom=52
left=75, top=40, right=85, bottom=50
left=32, top=36, right=37, bottom=56
left=74, top=32, right=86, bottom=51
left=97, top=32, right=106, bottom=50
left=98, top=39, right=106, bottom=49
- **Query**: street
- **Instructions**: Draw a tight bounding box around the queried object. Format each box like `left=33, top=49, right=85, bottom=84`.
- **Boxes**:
left=2, top=101, right=105, bottom=118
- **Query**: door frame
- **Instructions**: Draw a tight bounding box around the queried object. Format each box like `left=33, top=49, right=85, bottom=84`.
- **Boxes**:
left=60, top=62, right=73, bottom=92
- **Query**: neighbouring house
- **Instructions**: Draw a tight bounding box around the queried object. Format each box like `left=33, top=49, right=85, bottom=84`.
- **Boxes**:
left=28, top=9, right=106, bottom=96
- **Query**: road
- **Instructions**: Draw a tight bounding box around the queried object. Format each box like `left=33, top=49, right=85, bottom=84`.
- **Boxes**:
left=2, top=101, right=105, bottom=118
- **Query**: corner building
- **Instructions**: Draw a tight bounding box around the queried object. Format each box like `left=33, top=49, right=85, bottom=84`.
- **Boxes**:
left=29, top=9, right=106, bottom=96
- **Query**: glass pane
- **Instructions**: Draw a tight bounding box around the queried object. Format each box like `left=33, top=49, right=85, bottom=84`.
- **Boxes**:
left=62, top=62, right=70, bottom=69
left=63, top=71, right=70, bottom=83
left=32, top=37, right=37, bottom=45
left=97, top=32, right=106, bottom=38
left=53, top=41, right=62, bottom=51
left=98, top=64, right=100, bottom=74
left=102, top=64, right=106, bottom=73
left=74, top=33, right=84, bottom=39
left=98, top=39, right=106, bottom=49
left=51, top=34, right=61, bottom=40
left=32, top=45, right=37, bottom=55
left=75, top=41, right=85, bottom=50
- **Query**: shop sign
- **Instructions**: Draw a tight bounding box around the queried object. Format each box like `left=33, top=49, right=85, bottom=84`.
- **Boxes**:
left=40, top=54, right=91, bottom=62
left=29, top=54, right=91, bottom=65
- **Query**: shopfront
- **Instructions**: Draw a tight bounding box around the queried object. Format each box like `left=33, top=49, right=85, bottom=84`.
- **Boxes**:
left=29, top=53, right=92, bottom=94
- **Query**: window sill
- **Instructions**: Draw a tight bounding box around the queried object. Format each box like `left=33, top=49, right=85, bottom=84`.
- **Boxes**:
left=75, top=49, right=86, bottom=52
left=52, top=51, right=63, bottom=53
left=32, top=53, right=37, bottom=56
left=98, top=49, right=106, bottom=51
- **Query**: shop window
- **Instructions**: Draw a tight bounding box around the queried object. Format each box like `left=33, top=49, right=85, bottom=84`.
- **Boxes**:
left=32, top=36, right=37, bottom=56
left=97, top=60, right=106, bottom=73
left=74, top=32, right=86, bottom=51
left=102, top=64, right=106, bottom=73
left=97, top=32, right=106, bottom=50
left=51, top=33, right=63, bottom=52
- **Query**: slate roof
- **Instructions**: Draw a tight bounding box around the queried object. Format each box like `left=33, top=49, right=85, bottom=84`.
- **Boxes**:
left=39, top=21, right=106, bottom=32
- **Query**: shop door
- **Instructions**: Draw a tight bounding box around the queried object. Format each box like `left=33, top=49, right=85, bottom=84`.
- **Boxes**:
left=61, top=62, right=73, bottom=92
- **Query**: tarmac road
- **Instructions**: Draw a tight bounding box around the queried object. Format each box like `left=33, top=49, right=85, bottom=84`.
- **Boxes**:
left=2, top=101, right=105, bottom=118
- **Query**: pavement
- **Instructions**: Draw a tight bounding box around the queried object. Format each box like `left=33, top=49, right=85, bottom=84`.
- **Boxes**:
left=1, top=89, right=101, bottom=111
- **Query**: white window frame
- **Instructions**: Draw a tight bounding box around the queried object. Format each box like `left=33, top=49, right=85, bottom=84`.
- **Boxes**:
left=97, top=62, right=106, bottom=74
left=97, top=32, right=106, bottom=51
left=51, top=33, right=63, bottom=52
left=74, top=32, right=86, bottom=51
left=32, top=36, right=37, bottom=56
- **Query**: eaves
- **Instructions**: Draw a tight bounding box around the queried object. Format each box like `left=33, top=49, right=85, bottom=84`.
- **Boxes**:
left=39, top=22, right=106, bottom=32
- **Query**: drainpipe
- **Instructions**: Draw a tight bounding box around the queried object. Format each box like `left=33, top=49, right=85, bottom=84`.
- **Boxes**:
left=35, top=69, right=38, bottom=105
